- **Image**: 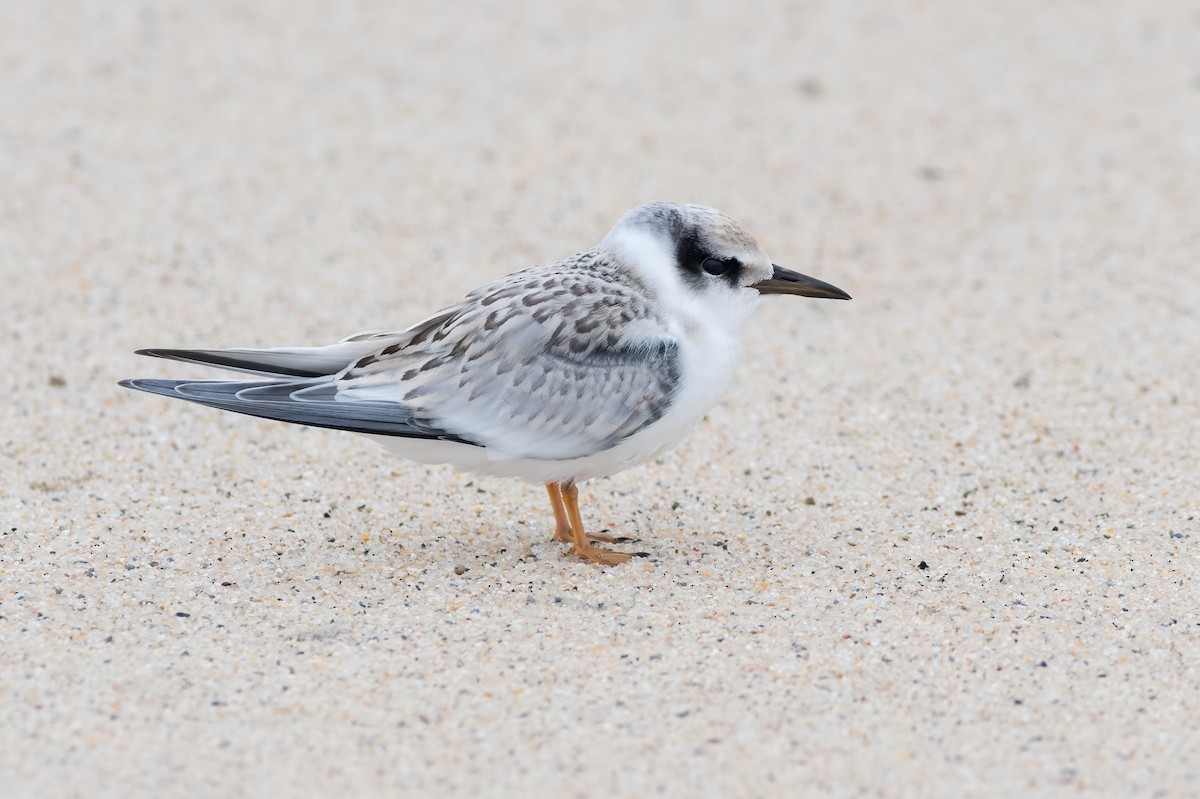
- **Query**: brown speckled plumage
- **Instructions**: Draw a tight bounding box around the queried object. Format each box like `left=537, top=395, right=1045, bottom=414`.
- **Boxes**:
left=338, top=254, right=681, bottom=460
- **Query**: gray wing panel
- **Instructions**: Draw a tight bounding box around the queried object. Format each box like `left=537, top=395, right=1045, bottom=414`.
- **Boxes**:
left=339, top=261, right=683, bottom=461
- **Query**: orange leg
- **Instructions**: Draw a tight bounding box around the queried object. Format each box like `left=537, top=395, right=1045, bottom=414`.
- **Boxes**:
left=547, top=482, right=627, bottom=544
left=560, top=480, right=632, bottom=566
left=546, top=483, right=572, bottom=542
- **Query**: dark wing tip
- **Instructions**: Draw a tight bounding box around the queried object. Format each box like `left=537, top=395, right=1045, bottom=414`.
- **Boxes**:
left=134, top=348, right=188, bottom=360
left=118, top=377, right=186, bottom=397
left=134, top=348, right=192, bottom=360
left=130, top=347, right=333, bottom=378
left=114, top=377, right=477, bottom=445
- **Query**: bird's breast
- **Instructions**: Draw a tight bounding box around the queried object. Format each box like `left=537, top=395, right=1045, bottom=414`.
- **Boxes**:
left=638, top=328, right=742, bottom=450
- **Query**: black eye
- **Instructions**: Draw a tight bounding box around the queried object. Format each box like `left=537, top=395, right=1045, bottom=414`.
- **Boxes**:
left=702, top=257, right=738, bottom=276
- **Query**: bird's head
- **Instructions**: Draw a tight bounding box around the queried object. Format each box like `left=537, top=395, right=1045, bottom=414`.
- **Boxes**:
left=599, top=202, right=850, bottom=332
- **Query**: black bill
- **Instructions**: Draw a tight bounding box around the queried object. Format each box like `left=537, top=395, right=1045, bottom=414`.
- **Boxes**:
left=752, top=265, right=851, bottom=300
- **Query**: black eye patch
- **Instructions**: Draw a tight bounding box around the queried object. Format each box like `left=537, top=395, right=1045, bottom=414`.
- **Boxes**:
left=674, top=228, right=743, bottom=288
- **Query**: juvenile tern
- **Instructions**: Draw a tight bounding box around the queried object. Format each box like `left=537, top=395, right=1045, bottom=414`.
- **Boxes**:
left=121, top=202, right=850, bottom=565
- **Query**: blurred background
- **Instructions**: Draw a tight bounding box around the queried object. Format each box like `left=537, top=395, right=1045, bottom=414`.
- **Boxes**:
left=3, top=2, right=1199, bottom=796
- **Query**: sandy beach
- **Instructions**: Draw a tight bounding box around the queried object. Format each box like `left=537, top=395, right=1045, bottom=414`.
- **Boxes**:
left=3, top=2, right=1199, bottom=796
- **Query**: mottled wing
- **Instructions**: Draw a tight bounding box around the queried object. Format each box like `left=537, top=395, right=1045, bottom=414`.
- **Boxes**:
left=339, top=256, right=682, bottom=461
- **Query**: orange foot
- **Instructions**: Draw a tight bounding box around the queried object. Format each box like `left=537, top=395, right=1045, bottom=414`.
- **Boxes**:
left=570, top=540, right=633, bottom=566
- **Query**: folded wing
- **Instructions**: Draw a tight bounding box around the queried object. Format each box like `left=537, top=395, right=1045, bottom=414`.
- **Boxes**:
left=122, top=260, right=682, bottom=462
left=118, top=378, right=470, bottom=442
left=337, top=262, right=683, bottom=461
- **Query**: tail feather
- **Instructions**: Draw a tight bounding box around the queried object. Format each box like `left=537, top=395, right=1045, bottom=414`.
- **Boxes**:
left=134, top=335, right=406, bottom=378
left=118, top=378, right=470, bottom=443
